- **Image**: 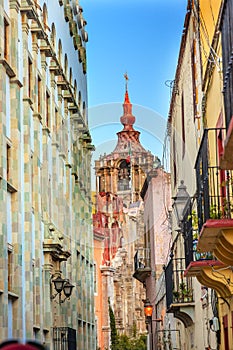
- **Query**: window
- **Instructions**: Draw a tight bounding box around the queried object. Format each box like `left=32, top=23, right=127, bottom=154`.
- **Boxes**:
left=55, top=107, right=58, bottom=135
left=74, top=80, right=77, bottom=99
left=69, top=68, right=72, bottom=86
left=6, top=74, right=10, bottom=138
left=83, top=101, right=86, bottom=121
left=46, top=90, right=51, bottom=128
left=191, top=42, right=197, bottom=118
left=172, top=131, right=177, bottom=187
left=217, top=127, right=226, bottom=203
left=64, top=54, right=68, bottom=77
left=50, top=23, right=56, bottom=49
left=8, top=250, right=13, bottom=291
left=78, top=91, right=81, bottom=107
left=37, top=75, right=42, bottom=114
left=181, top=93, right=185, bottom=158
left=4, top=17, right=9, bottom=60
left=52, top=328, right=77, bottom=350
left=118, top=160, right=130, bottom=191
left=6, top=143, right=17, bottom=193
left=28, top=57, right=32, bottom=99
left=7, top=144, right=11, bottom=182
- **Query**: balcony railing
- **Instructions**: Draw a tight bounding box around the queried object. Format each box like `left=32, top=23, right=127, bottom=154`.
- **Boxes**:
left=181, top=128, right=233, bottom=270
left=165, top=258, right=194, bottom=309
left=195, top=128, right=233, bottom=231
left=53, top=327, right=77, bottom=350
left=182, top=198, right=214, bottom=268
left=156, top=329, right=181, bottom=350
left=133, top=248, right=151, bottom=283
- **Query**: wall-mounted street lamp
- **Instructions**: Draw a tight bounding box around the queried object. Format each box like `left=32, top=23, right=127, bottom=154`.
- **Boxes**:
left=51, top=275, right=75, bottom=304
left=143, top=298, right=154, bottom=350
left=144, top=298, right=153, bottom=322
left=172, top=180, right=190, bottom=227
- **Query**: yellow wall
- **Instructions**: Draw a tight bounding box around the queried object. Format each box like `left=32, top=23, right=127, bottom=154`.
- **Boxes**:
left=199, top=0, right=222, bottom=78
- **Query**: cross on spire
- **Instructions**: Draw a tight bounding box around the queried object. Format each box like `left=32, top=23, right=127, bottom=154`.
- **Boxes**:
left=124, top=72, right=129, bottom=91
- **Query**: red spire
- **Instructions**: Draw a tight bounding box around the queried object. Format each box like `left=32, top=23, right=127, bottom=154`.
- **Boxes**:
left=120, top=74, right=135, bottom=130
left=112, top=74, right=147, bottom=155
left=124, top=90, right=130, bottom=104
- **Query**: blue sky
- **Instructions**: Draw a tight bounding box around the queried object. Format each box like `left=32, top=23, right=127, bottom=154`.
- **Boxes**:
left=81, top=0, right=187, bottom=165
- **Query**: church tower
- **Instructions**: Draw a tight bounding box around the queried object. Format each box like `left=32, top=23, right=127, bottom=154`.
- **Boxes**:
left=93, top=77, right=155, bottom=349
left=95, top=77, right=154, bottom=203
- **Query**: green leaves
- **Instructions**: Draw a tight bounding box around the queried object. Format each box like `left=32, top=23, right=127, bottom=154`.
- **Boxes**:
left=108, top=298, right=146, bottom=350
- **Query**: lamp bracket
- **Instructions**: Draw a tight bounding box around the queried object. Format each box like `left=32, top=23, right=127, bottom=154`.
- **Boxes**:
left=50, top=274, right=74, bottom=304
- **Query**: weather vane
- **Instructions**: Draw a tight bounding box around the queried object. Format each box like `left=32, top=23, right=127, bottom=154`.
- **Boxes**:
left=124, top=72, right=129, bottom=91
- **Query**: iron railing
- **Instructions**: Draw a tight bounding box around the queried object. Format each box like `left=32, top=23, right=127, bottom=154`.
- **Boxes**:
left=179, top=128, right=233, bottom=267
left=134, top=248, right=150, bottom=270
left=182, top=198, right=214, bottom=268
left=195, top=128, right=233, bottom=231
left=182, top=198, right=194, bottom=268
left=165, top=258, right=194, bottom=309
left=156, top=329, right=181, bottom=350
left=53, top=327, right=77, bottom=350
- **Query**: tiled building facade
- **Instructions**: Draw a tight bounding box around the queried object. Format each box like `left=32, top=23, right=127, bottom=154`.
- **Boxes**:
left=0, top=1, right=95, bottom=349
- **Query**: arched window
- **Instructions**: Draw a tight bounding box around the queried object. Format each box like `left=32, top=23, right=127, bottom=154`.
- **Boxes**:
left=64, top=54, right=68, bottom=76
left=118, top=160, right=130, bottom=191
left=42, top=4, right=50, bottom=32
left=69, top=67, right=72, bottom=86
left=83, top=101, right=86, bottom=120
left=78, top=91, right=81, bottom=107
left=74, top=80, right=77, bottom=99
left=50, top=23, right=56, bottom=50
left=58, top=39, right=62, bottom=64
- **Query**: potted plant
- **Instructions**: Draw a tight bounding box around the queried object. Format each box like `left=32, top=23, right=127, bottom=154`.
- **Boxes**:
left=172, top=290, right=180, bottom=302
left=179, top=282, right=192, bottom=302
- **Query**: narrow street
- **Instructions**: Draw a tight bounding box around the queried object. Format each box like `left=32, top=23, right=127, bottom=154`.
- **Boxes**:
left=0, top=1, right=232, bottom=350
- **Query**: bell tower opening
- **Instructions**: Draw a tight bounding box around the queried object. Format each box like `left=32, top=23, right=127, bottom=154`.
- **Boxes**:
left=118, top=159, right=130, bottom=191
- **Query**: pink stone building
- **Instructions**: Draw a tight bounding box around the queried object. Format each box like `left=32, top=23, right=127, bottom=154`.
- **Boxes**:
left=136, top=167, right=172, bottom=349
left=93, top=84, right=155, bottom=349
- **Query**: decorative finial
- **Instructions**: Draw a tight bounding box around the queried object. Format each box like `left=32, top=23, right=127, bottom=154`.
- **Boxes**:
left=124, top=72, right=129, bottom=91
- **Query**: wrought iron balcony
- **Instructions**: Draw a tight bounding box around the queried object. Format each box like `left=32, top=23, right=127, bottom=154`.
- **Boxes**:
left=156, top=329, right=181, bottom=350
left=182, top=197, right=214, bottom=269
left=165, top=258, right=194, bottom=327
left=133, top=248, right=151, bottom=284
left=195, top=128, right=233, bottom=228
left=53, top=327, right=76, bottom=350
left=165, top=258, right=194, bottom=306
left=194, top=128, right=233, bottom=265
